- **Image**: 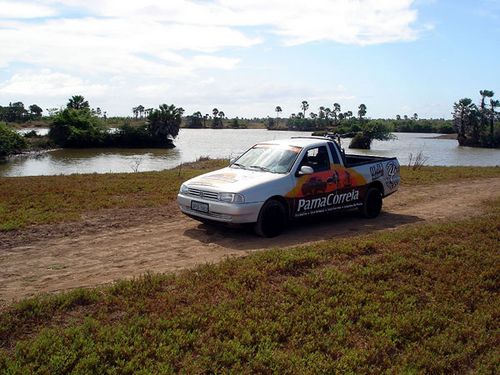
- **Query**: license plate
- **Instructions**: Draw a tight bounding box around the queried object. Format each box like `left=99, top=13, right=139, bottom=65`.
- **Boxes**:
left=191, top=200, right=209, bottom=213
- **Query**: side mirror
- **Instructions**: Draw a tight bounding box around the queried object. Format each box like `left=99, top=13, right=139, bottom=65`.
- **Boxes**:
left=297, top=165, right=314, bottom=176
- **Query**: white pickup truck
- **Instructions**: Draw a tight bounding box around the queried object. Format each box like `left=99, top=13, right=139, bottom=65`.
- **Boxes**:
left=177, top=137, right=400, bottom=237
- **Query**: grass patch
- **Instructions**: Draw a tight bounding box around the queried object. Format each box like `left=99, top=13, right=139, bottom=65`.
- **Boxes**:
left=400, top=165, right=499, bottom=186
left=1, top=202, right=498, bottom=373
left=0, top=159, right=227, bottom=231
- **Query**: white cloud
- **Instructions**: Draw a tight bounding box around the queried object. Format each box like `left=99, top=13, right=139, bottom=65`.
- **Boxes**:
left=0, top=1, right=422, bottom=115
left=0, top=70, right=108, bottom=97
left=0, top=1, right=55, bottom=18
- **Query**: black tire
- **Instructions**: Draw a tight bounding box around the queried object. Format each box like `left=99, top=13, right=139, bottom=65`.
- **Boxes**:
left=255, top=199, right=287, bottom=237
left=360, top=187, right=383, bottom=218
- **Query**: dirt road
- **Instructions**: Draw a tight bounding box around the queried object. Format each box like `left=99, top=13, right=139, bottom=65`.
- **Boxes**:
left=1, top=178, right=499, bottom=306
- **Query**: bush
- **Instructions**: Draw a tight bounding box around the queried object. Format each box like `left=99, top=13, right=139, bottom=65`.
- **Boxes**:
left=349, top=121, right=394, bottom=149
left=49, top=108, right=108, bottom=147
left=0, top=123, right=27, bottom=157
left=114, top=124, right=174, bottom=148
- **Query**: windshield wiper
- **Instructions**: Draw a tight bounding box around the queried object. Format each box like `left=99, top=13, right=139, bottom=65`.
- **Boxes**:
left=248, top=165, right=271, bottom=172
left=231, top=162, right=246, bottom=169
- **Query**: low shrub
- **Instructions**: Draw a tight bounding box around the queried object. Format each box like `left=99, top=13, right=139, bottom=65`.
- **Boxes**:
left=0, top=123, right=27, bottom=157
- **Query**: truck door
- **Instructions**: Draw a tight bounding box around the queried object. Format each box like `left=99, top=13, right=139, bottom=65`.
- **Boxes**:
left=285, top=143, right=365, bottom=218
left=285, top=145, right=334, bottom=218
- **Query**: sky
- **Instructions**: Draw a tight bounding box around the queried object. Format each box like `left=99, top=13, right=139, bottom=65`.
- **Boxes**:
left=0, top=0, right=499, bottom=119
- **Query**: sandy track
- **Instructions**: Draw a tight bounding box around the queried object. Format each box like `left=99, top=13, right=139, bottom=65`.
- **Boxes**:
left=1, top=177, right=499, bottom=306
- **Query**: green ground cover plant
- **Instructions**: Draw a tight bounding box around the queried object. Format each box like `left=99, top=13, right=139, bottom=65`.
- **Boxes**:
left=0, top=164, right=498, bottom=231
left=0, top=199, right=498, bottom=373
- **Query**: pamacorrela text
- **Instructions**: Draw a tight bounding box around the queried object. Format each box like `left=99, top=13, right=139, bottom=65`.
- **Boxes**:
left=297, top=189, right=360, bottom=212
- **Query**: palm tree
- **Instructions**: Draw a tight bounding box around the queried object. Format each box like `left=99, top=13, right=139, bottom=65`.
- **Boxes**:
left=325, top=108, right=332, bottom=126
left=318, top=106, right=325, bottom=119
left=452, top=98, right=475, bottom=145
left=358, top=104, right=367, bottom=121
left=333, top=103, right=341, bottom=125
left=67, top=95, right=89, bottom=110
left=147, top=104, right=182, bottom=143
left=212, top=108, right=222, bottom=128
left=480, top=90, right=494, bottom=110
left=137, top=105, right=145, bottom=119
left=489, top=98, right=499, bottom=138
left=301, top=101, right=309, bottom=118
left=275, top=106, right=282, bottom=128
left=479, top=90, right=494, bottom=137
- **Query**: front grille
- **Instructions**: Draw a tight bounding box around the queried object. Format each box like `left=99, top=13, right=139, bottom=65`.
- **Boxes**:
left=186, top=188, right=219, bottom=201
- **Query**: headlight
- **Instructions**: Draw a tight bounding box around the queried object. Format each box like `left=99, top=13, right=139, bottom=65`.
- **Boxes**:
left=218, top=192, right=245, bottom=204
left=179, top=183, right=189, bottom=194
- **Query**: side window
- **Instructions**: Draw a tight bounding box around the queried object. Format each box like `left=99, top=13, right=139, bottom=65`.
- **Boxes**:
left=299, top=146, right=330, bottom=173
left=327, top=142, right=341, bottom=164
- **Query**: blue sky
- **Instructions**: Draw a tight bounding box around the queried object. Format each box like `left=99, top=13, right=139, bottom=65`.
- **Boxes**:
left=0, top=0, right=499, bottom=119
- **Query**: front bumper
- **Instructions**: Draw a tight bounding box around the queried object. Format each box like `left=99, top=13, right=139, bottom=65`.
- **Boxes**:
left=177, top=193, right=264, bottom=224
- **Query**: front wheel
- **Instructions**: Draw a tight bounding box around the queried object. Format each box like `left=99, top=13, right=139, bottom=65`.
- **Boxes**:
left=360, top=187, right=383, bottom=218
left=254, top=199, right=287, bottom=237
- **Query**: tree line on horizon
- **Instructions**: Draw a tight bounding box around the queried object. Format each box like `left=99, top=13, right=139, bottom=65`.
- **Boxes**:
left=2, top=92, right=499, bottom=157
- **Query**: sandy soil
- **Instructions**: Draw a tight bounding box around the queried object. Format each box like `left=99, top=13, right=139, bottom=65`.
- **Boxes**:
left=1, top=177, right=499, bottom=306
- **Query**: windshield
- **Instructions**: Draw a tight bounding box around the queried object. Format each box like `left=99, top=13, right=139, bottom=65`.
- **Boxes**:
left=231, top=144, right=302, bottom=174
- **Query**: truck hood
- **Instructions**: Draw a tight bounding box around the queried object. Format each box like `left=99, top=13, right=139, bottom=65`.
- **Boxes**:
left=185, top=167, right=285, bottom=193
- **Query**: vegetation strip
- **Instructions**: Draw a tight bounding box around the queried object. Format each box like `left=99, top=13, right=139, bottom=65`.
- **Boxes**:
left=1, top=164, right=498, bottom=231
left=0, top=202, right=498, bottom=373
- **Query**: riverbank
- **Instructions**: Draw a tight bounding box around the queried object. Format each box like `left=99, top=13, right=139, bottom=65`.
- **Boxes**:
left=0, top=181, right=498, bottom=372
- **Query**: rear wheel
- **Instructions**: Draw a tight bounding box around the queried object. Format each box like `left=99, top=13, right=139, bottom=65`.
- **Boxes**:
left=255, top=199, right=287, bottom=237
left=360, top=187, right=383, bottom=218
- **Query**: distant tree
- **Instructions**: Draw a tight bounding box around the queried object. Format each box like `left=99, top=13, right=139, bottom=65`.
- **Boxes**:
left=396, top=114, right=401, bottom=121
left=318, top=106, right=325, bottom=119
left=301, top=101, right=309, bottom=118
left=147, top=104, right=182, bottom=144
left=275, top=106, right=282, bottom=128
left=358, top=104, right=367, bottom=121
left=203, top=114, right=210, bottom=128
left=211, top=108, right=223, bottom=128
left=67, top=95, right=89, bottom=110
left=412, top=113, right=418, bottom=121
left=137, top=105, right=145, bottom=119
left=489, top=99, right=500, bottom=138
left=479, top=90, right=494, bottom=138
left=230, top=118, right=240, bottom=128
left=324, top=107, right=331, bottom=124
left=2, top=102, right=28, bottom=122
left=452, top=98, right=476, bottom=145
left=187, top=111, right=203, bottom=128
left=95, top=107, right=102, bottom=117
left=29, top=104, right=43, bottom=119
left=332, top=103, right=341, bottom=125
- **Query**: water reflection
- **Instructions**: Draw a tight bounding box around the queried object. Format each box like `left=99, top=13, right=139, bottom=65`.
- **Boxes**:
left=1, top=129, right=499, bottom=177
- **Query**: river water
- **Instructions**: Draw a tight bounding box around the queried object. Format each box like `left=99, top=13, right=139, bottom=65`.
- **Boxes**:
left=1, top=129, right=499, bottom=177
